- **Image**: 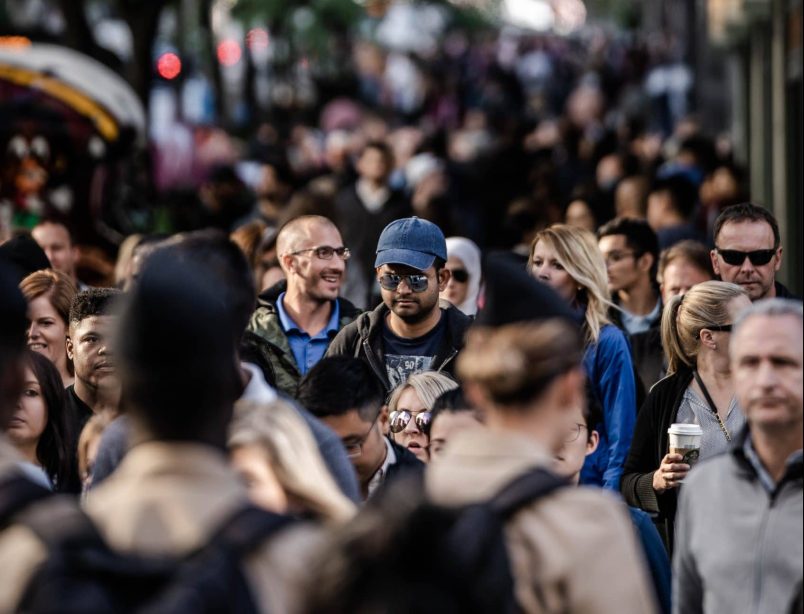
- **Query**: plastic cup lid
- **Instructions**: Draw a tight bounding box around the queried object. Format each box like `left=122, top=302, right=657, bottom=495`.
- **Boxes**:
left=668, top=423, right=703, bottom=436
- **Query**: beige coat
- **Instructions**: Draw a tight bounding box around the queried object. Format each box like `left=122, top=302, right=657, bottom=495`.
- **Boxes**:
left=426, top=428, right=658, bottom=614
left=0, top=439, right=321, bottom=613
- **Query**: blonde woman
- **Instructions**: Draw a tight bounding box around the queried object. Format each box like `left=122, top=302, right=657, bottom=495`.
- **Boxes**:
left=621, top=280, right=749, bottom=552
left=528, top=224, right=636, bottom=491
left=20, top=269, right=78, bottom=386
left=386, top=371, right=459, bottom=463
left=229, top=399, right=356, bottom=524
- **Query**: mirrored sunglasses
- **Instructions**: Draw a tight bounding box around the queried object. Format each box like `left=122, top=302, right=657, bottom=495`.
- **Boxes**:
left=389, top=409, right=432, bottom=434
left=379, top=274, right=430, bottom=293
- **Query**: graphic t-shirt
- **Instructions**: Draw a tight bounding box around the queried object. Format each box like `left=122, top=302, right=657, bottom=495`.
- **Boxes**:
left=382, top=313, right=446, bottom=389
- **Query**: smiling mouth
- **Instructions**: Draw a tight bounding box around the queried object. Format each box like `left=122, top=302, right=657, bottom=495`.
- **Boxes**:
left=321, top=273, right=341, bottom=283
left=28, top=343, right=47, bottom=351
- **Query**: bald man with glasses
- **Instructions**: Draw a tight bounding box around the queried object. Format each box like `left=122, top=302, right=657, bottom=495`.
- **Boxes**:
left=245, top=215, right=362, bottom=395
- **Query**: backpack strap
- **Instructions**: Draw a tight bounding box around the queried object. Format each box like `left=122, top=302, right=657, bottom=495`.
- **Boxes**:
left=490, top=467, right=568, bottom=520
left=0, top=472, right=53, bottom=527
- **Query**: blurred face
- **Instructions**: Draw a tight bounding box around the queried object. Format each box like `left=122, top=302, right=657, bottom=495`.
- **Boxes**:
left=530, top=240, right=577, bottom=303
left=320, top=408, right=387, bottom=486
left=32, top=222, right=79, bottom=279
left=356, top=146, right=390, bottom=184
left=646, top=190, right=671, bottom=230
left=660, top=259, right=712, bottom=303
left=599, top=234, right=646, bottom=293
left=552, top=403, right=598, bottom=485
left=429, top=410, right=482, bottom=461
left=67, top=316, right=117, bottom=389
left=712, top=220, right=781, bottom=301
left=565, top=201, right=596, bottom=232
left=390, top=387, right=430, bottom=462
left=732, top=315, right=803, bottom=432
left=441, top=256, right=469, bottom=308
left=285, top=223, right=346, bottom=302
left=378, top=264, right=447, bottom=324
left=713, top=295, right=752, bottom=358
left=7, top=367, right=48, bottom=450
left=231, top=444, right=289, bottom=514
left=27, top=295, right=68, bottom=374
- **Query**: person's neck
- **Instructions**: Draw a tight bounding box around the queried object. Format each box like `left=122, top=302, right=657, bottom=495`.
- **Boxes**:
left=659, top=212, right=685, bottom=228
left=695, top=350, right=733, bottom=415
left=16, top=442, right=39, bottom=466
left=74, top=378, right=119, bottom=415
left=282, top=287, right=333, bottom=336
left=386, top=306, right=442, bottom=339
left=751, top=423, right=803, bottom=484
left=358, top=177, right=387, bottom=193
left=360, top=441, right=389, bottom=500
left=618, top=280, right=659, bottom=316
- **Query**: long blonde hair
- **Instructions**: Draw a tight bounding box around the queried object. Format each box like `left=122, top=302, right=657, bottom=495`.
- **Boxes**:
left=661, top=280, right=747, bottom=375
left=229, top=399, right=356, bottom=523
left=528, top=224, right=612, bottom=344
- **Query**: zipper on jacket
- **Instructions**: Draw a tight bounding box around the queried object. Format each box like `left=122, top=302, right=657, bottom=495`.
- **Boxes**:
left=362, top=338, right=389, bottom=390
left=437, top=348, right=459, bottom=373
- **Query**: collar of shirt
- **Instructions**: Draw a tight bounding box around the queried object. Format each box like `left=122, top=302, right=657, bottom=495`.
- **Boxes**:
left=620, top=297, right=662, bottom=335
left=276, top=292, right=340, bottom=338
left=367, top=437, right=397, bottom=498
left=356, top=179, right=390, bottom=213
left=742, top=431, right=804, bottom=494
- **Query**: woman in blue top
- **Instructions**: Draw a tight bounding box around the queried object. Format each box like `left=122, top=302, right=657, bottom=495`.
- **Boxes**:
left=528, top=224, right=636, bottom=491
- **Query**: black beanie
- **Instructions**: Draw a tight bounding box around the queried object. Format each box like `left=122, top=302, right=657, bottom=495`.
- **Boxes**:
left=474, top=251, right=578, bottom=328
left=0, top=234, right=50, bottom=284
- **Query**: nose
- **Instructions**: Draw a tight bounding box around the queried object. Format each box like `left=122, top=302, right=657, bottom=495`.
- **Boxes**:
left=535, top=263, right=550, bottom=282
left=403, top=415, right=421, bottom=435
left=754, top=359, right=780, bottom=389
left=28, top=322, right=38, bottom=340
left=738, top=255, right=756, bottom=274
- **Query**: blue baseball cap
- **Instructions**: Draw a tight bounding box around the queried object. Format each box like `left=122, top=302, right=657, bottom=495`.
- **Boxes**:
left=375, top=217, right=447, bottom=271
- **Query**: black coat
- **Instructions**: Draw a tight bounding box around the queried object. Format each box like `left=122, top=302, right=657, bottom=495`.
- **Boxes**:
left=620, top=367, right=694, bottom=553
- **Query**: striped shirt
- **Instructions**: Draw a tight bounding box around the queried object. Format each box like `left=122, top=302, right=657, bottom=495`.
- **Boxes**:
left=676, top=386, right=745, bottom=461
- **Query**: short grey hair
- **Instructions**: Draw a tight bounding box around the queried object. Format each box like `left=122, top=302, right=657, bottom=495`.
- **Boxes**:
left=732, top=298, right=803, bottom=343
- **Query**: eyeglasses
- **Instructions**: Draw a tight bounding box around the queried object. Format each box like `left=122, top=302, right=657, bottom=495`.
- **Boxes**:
left=603, top=251, right=637, bottom=266
left=379, top=274, right=430, bottom=293
left=287, top=246, right=351, bottom=260
left=565, top=423, right=588, bottom=443
left=447, top=268, right=469, bottom=283
left=343, top=416, right=379, bottom=458
left=715, top=248, right=776, bottom=266
left=702, top=323, right=733, bottom=332
left=389, top=409, right=432, bottom=435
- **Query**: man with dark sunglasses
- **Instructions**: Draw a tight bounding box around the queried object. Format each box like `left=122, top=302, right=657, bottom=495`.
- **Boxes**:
left=711, top=202, right=798, bottom=302
left=327, top=217, right=472, bottom=392
left=246, top=215, right=362, bottom=395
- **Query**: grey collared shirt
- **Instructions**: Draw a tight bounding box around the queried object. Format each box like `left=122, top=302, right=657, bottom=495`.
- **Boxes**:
left=742, top=432, right=804, bottom=494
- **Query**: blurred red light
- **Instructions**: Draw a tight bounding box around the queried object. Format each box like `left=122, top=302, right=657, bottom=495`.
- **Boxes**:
left=217, top=40, right=242, bottom=66
left=157, top=52, right=181, bottom=80
left=246, top=28, right=270, bottom=52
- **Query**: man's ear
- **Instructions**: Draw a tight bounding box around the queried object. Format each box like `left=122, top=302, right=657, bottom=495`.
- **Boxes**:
left=638, top=252, right=654, bottom=274
left=66, top=335, right=74, bottom=361
left=586, top=430, right=600, bottom=456
left=379, top=404, right=390, bottom=435
left=774, top=246, right=783, bottom=272
left=710, top=249, right=721, bottom=276
left=437, top=267, right=450, bottom=292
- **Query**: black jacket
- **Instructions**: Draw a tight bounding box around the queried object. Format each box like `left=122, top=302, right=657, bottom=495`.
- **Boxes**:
left=620, top=366, right=694, bottom=553
left=326, top=300, right=472, bottom=392
left=608, top=297, right=665, bottom=393
left=384, top=438, right=425, bottom=485
left=775, top=281, right=800, bottom=300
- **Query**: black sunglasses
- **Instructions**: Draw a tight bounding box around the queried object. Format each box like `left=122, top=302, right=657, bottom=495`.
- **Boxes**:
left=389, top=409, right=432, bottom=435
left=716, top=248, right=776, bottom=266
left=447, top=268, right=469, bottom=283
left=703, top=324, right=733, bottom=332
left=379, top=274, right=430, bottom=293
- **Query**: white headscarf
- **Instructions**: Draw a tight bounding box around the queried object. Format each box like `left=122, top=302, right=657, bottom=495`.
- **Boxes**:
left=444, top=237, right=482, bottom=316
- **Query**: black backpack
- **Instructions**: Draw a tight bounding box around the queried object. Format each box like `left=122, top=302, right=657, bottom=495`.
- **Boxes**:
left=307, top=466, right=567, bottom=614
left=0, top=474, right=295, bottom=614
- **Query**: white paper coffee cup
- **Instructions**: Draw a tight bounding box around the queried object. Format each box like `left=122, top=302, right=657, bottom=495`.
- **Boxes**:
left=668, top=423, right=703, bottom=467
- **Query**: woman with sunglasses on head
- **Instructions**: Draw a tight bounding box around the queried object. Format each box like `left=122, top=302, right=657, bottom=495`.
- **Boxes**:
left=621, top=281, right=750, bottom=552
left=440, top=237, right=482, bottom=317
left=386, top=371, right=459, bottom=462
left=19, top=269, right=78, bottom=387
left=4, top=350, right=78, bottom=493
left=528, top=224, right=637, bottom=492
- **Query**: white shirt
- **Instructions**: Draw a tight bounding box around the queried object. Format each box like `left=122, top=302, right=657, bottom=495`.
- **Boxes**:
left=367, top=437, right=397, bottom=498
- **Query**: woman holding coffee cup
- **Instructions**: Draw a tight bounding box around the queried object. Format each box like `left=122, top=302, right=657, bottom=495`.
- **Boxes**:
left=620, top=280, right=750, bottom=552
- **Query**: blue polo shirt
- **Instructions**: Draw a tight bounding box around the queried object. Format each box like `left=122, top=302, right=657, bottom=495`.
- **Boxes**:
left=276, top=292, right=340, bottom=375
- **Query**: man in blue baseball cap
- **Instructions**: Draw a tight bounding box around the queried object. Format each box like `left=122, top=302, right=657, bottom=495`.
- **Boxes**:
left=327, top=217, right=472, bottom=392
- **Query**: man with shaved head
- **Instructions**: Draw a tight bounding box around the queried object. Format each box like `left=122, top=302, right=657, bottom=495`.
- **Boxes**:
left=245, top=215, right=362, bottom=395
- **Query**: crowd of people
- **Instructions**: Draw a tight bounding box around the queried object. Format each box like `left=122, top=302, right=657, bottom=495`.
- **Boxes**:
left=1, top=192, right=802, bottom=612
left=0, top=24, right=802, bottom=614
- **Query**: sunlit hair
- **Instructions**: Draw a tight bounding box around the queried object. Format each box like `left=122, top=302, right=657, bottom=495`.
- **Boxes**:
left=231, top=220, right=267, bottom=270
left=527, top=224, right=612, bottom=344
left=386, top=371, right=459, bottom=416
left=19, top=269, right=78, bottom=327
left=661, top=280, right=747, bottom=375
left=457, top=320, right=584, bottom=408
left=77, top=410, right=114, bottom=488
left=228, top=399, right=356, bottom=524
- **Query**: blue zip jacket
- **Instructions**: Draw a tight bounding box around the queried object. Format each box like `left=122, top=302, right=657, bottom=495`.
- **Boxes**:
left=580, top=324, right=637, bottom=491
